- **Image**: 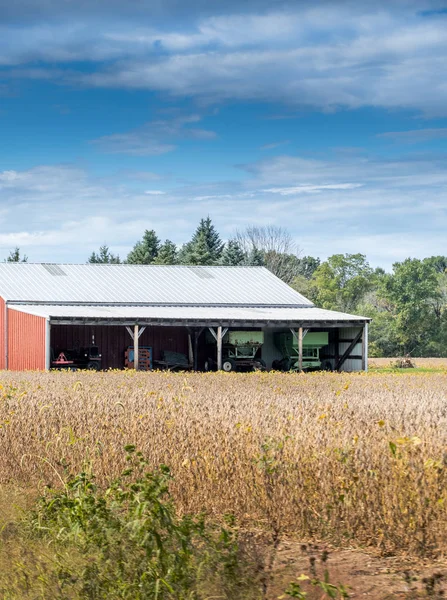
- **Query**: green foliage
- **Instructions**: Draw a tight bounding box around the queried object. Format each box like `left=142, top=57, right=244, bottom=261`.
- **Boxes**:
left=244, top=246, right=265, bottom=267
left=153, top=240, right=178, bottom=265
left=83, top=217, right=447, bottom=357
left=26, top=446, right=245, bottom=599
left=310, top=254, right=373, bottom=312
left=88, top=244, right=120, bottom=264
left=378, top=258, right=440, bottom=354
left=127, top=229, right=161, bottom=264
left=5, top=247, right=28, bottom=263
left=220, top=239, right=246, bottom=266
left=179, top=217, right=224, bottom=265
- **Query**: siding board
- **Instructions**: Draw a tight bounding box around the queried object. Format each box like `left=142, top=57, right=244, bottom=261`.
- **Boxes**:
left=8, top=308, right=46, bottom=370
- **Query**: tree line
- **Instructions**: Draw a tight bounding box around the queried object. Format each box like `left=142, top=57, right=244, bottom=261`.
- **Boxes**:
left=86, top=218, right=447, bottom=358
left=8, top=218, right=447, bottom=358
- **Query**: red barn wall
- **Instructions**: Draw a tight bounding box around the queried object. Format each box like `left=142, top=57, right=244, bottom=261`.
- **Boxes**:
left=8, top=308, right=46, bottom=370
left=51, top=324, right=189, bottom=370
left=0, top=298, right=5, bottom=370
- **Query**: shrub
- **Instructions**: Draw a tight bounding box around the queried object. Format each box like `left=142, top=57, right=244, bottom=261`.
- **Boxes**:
left=25, top=445, right=246, bottom=599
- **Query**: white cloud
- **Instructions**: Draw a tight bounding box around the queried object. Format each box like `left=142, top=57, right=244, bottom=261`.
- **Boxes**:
left=377, top=128, right=447, bottom=142
left=261, top=184, right=363, bottom=195
left=91, top=114, right=216, bottom=155
left=260, top=141, right=289, bottom=150
left=2, top=152, right=447, bottom=268
left=3, top=3, right=447, bottom=114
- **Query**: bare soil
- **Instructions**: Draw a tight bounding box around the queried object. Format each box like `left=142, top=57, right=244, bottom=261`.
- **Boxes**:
left=270, top=540, right=447, bottom=599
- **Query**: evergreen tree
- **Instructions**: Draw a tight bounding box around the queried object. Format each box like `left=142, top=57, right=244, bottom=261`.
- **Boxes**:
left=154, top=240, right=178, bottom=265
left=180, top=231, right=214, bottom=265
left=179, top=217, right=223, bottom=265
left=127, top=230, right=161, bottom=264
left=244, top=247, right=265, bottom=266
left=6, top=247, right=27, bottom=262
left=88, top=245, right=120, bottom=264
left=220, top=239, right=246, bottom=265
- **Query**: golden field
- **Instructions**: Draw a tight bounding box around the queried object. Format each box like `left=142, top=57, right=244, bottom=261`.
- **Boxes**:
left=1, top=369, right=447, bottom=560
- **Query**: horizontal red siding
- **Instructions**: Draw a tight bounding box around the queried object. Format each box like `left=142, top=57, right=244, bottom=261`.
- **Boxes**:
left=8, top=308, right=46, bottom=371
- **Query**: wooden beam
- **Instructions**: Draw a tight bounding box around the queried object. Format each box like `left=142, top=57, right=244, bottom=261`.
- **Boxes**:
left=298, top=326, right=303, bottom=372
left=336, top=328, right=363, bottom=371
left=362, top=323, right=369, bottom=372
left=193, top=329, right=201, bottom=371
left=188, top=331, right=194, bottom=366
left=217, top=326, right=223, bottom=371
left=134, top=324, right=139, bottom=371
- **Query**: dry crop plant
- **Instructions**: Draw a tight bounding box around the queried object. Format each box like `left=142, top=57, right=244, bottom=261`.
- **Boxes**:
left=0, top=370, right=447, bottom=557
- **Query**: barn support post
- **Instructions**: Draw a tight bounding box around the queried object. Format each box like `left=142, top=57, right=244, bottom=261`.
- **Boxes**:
left=187, top=330, right=194, bottom=367
left=193, top=329, right=203, bottom=371
left=45, top=319, right=51, bottom=370
left=134, top=324, right=139, bottom=370
left=208, top=327, right=227, bottom=371
left=217, top=326, right=223, bottom=371
left=125, top=325, right=146, bottom=370
left=298, top=326, right=303, bottom=372
left=362, top=322, right=369, bottom=372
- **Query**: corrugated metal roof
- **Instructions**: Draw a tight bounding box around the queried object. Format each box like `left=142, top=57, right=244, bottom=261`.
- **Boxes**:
left=10, top=304, right=369, bottom=324
left=0, top=263, right=312, bottom=307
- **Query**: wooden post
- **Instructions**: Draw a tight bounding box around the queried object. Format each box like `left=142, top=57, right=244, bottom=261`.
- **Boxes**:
left=134, top=324, right=139, bottom=370
left=188, top=331, right=194, bottom=366
left=193, top=329, right=202, bottom=371
left=217, top=326, right=223, bottom=371
left=298, top=326, right=303, bottom=372
left=362, top=322, right=369, bottom=372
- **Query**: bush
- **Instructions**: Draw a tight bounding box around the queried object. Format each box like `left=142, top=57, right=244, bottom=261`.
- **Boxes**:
left=23, top=445, right=247, bottom=599
left=390, top=356, right=416, bottom=369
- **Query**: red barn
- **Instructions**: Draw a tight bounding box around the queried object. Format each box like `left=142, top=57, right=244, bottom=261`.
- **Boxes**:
left=0, top=263, right=370, bottom=372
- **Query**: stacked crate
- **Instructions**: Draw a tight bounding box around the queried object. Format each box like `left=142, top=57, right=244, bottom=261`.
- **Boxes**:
left=124, top=346, right=152, bottom=370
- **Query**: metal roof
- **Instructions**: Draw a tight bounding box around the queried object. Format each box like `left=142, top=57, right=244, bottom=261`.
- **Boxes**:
left=0, top=263, right=312, bottom=307
left=10, top=304, right=369, bottom=327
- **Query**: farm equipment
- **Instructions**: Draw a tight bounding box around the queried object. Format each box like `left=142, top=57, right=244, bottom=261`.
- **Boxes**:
left=153, top=350, right=192, bottom=371
left=51, top=344, right=102, bottom=371
left=272, top=331, right=331, bottom=372
left=205, top=330, right=266, bottom=372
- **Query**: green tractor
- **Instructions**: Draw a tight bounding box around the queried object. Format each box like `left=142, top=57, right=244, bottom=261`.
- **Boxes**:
left=272, top=331, right=331, bottom=372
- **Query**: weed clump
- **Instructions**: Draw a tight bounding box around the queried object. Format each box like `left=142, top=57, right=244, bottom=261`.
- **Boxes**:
left=14, top=445, right=249, bottom=599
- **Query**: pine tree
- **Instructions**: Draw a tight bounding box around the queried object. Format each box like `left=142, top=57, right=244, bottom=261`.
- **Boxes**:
left=88, top=245, right=120, bottom=264
left=180, top=231, right=214, bottom=265
left=179, top=217, right=223, bottom=265
left=244, top=247, right=265, bottom=266
left=220, top=239, right=246, bottom=265
left=127, top=230, right=161, bottom=264
left=6, top=247, right=28, bottom=263
left=154, top=240, right=178, bottom=265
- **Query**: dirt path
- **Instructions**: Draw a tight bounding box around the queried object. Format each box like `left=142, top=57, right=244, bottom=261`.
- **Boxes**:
left=269, top=541, right=447, bottom=599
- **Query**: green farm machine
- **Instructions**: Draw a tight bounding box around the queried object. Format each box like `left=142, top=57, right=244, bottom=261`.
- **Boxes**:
left=205, top=330, right=266, bottom=372
left=272, top=331, right=331, bottom=372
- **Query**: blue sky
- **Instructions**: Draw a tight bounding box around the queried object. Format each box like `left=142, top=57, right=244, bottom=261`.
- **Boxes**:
left=1, top=0, right=447, bottom=268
